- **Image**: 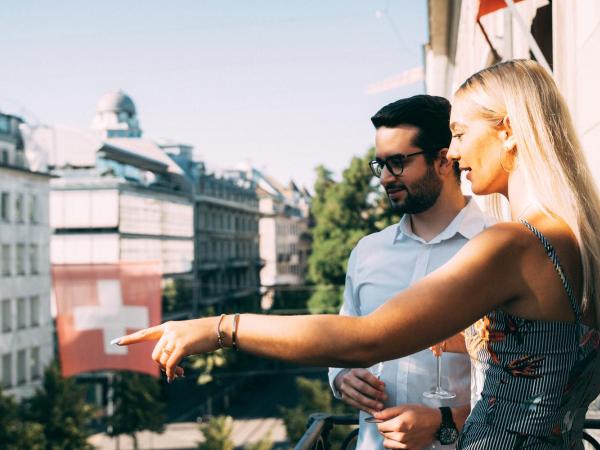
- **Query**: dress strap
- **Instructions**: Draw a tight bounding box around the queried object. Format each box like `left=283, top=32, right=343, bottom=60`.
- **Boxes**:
left=520, top=219, right=582, bottom=323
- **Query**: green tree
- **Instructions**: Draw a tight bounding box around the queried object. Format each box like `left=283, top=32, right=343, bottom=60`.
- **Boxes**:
left=0, top=388, right=46, bottom=450
left=23, top=363, right=95, bottom=450
left=198, top=415, right=235, bottom=450
left=245, top=433, right=273, bottom=450
left=307, top=149, right=398, bottom=313
left=280, top=377, right=355, bottom=447
left=107, top=371, right=165, bottom=450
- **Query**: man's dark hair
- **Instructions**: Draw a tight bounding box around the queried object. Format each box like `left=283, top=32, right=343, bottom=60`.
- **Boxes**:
left=371, top=95, right=460, bottom=181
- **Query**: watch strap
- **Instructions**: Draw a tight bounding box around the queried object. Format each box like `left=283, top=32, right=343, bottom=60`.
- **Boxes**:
left=439, top=406, right=456, bottom=428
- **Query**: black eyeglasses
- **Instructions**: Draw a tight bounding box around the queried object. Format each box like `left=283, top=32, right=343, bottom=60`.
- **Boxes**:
left=369, top=151, right=427, bottom=178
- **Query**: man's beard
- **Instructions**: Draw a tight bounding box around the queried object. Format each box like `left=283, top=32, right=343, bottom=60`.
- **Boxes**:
left=385, top=164, right=443, bottom=214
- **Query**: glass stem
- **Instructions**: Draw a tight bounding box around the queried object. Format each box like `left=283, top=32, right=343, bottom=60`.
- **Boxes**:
left=436, top=355, right=442, bottom=392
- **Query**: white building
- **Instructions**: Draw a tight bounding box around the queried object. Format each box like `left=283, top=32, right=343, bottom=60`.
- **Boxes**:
left=40, top=91, right=195, bottom=319
left=228, top=166, right=311, bottom=306
left=426, top=0, right=600, bottom=188
left=0, top=112, right=53, bottom=400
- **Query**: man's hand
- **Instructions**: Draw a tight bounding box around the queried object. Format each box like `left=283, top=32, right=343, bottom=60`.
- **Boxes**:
left=333, top=369, right=387, bottom=414
left=373, top=404, right=441, bottom=450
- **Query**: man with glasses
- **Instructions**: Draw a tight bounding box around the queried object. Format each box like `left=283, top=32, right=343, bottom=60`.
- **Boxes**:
left=329, top=95, right=493, bottom=449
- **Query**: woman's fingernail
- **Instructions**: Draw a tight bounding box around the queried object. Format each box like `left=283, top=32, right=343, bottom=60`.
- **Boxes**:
left=110, top=338, right=122, bottom=346
left=377, top=403, right=383, bottom=410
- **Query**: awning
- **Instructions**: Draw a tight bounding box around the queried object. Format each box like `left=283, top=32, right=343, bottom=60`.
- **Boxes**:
left=476, top=0, right=552, bottom=73
left=478, top=0, right=525, bottom=19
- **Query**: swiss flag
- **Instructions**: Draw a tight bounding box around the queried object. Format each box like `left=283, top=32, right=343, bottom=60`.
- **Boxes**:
left=52, top=262, right=162, bottom=377
left=477, top=0, right=526, bottom=19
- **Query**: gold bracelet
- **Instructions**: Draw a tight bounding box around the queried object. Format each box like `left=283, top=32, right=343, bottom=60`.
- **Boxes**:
left=231, top=313, right=240, bottom=351
left=216, top=314, right=226, bottom=349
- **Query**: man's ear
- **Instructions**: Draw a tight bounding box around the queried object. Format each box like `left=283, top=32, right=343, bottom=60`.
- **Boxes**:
left=437, top=148, right=452, bottom=175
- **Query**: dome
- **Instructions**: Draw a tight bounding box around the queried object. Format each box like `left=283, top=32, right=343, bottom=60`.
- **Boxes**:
left=95, top=90, right=136, bottom=115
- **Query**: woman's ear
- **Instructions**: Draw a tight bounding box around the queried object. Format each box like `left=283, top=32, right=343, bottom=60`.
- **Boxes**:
left=501, top=116, right=516, bottom=151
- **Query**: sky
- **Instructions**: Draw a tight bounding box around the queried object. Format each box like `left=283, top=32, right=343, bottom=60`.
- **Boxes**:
left=0, top=0, right=428, bottom=190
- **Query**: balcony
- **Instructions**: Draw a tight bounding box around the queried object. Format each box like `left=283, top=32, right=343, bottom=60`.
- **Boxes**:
left=294, top=415, right=600, bottom=450
left=226, top=258, right=250, bottom=268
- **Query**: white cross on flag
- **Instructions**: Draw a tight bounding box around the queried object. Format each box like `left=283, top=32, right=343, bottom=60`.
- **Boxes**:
left=52, top=262, right=162, bottom=377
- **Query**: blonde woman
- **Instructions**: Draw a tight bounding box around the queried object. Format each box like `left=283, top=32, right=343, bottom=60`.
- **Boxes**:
left=116, top=60, right=600, bottom=449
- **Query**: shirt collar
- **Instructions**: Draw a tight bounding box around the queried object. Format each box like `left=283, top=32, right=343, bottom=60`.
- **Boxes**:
left=394, top=196, right=489, bottom=245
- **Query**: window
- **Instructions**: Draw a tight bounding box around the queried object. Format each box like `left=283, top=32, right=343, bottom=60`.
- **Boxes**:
left=29, top=244, right=38, bottom=275
left=29, top=194, right=38, bottom=224
left=0, top=115, right=9, bottom=134
left=16, top=244, right=25, bottom=275
left=17, top=350, right=26, bottom=385
left=16, top=298, right=26, bottom=329
left=1, top=244, right=10, bottom=276
left=1, top=353, right=12, bottom=388
left=1, top=149, right=8, bottom=165
left=30, top=296, right=39, bottom=327
left=1, top=192, right=9, bottom=221
left=15, top=149, right=25, bottom=168
left=30, top=347, right=40, bottom=380
left=15, top=194, right=24, bottom=223
left=1, top=299, right=11, bottom=333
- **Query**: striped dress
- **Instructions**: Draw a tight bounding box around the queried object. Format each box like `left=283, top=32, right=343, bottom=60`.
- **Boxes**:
left=459, top=220, right=600, bottom=449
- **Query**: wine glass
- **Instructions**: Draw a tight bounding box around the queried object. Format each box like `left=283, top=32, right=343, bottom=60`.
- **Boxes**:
left=423, top=349, right=456, bottom=400
left=364, top=361, right=385, bottom=423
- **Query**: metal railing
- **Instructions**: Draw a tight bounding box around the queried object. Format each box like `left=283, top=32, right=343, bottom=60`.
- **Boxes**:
left=294, top=414, right=358, bottom=450
left=294, top=414, right=600, bottom=450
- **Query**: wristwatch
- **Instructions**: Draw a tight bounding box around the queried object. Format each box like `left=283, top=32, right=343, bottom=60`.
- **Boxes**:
left=436, top=406, right=459, bottom=445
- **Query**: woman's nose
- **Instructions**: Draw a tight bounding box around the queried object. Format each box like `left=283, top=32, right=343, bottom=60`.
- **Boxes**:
left=447, top=142, right=460, bottom=162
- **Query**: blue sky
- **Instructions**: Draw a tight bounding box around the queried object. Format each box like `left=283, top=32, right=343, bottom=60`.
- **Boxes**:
left=0, top=0, right=428, bottom=189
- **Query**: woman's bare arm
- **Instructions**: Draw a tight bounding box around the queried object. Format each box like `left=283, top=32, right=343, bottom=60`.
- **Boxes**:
left=118, top=224, right=528, bottom=380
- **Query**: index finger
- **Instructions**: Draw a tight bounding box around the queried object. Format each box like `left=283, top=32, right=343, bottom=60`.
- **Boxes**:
left=373, top=406, right=405, bottom=425
left=355, top=369, right=385, bottom=389
left=113, top=324, right=165, bottom=346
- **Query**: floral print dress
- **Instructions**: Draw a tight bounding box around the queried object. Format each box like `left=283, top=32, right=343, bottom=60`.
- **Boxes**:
left=459, top=220, right=600, bottom=449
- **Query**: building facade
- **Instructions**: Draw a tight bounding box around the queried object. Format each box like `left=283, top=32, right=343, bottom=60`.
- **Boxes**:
left=160, top=143, right=262, bottom=311
left=425, top=0, right=600, bottom=190
left=226, top=166, right=311, bottom=309
left=44, top=91, right=195, bottom=319
left=0, top=112, right=53, bottom=400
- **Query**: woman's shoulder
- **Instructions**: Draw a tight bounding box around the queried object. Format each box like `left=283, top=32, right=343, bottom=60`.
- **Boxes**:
left=518, top=213, right=580, bottom=259
left=473, top=214, right=578, bottom=254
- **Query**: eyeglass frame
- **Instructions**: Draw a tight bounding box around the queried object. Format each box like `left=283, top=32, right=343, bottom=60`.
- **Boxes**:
left=369, top=150, right=428, bottom=178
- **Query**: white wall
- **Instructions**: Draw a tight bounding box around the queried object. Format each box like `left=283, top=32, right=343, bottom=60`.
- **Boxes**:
left=553, top=0, right=600, bottom=185
left=0, top=168, right=53, bottom=400
left=50, top=189, right=119, bottom=229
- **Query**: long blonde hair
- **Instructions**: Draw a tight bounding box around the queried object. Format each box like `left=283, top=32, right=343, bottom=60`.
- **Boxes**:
left=456, top=59, right=600, bottom=322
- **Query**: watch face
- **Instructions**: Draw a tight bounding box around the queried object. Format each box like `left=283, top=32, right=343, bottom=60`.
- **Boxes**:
left=438, top=426, right=459, bottom=445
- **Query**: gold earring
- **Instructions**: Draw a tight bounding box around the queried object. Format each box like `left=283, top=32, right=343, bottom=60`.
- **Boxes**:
left=500, top=149, right=517, bottom=172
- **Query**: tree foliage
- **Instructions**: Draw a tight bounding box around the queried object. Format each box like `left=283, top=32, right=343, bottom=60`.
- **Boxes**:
left=198, top=415, right=235, bottom=450
left=0, top=389, right=46, bottom=450
left=22, top=363, right=95, bottom=450
left=107, top=371, right=165, bottom=450
left=245, top=433, right=273, bottom=450
left=307, top=149, right=398, bottom=313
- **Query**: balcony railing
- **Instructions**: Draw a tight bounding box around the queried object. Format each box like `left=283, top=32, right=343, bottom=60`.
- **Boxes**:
left=294, top=414, right=600, bottom=450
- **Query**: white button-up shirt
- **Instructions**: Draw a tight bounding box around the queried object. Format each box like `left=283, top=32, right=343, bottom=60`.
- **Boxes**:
left=328, top=197, right=493, bottom=450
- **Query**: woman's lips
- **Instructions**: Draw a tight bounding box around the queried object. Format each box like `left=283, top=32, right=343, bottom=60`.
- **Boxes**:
left=461, top=167, right=472, bottom=181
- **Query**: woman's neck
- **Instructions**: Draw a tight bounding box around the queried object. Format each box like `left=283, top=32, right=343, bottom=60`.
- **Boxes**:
left=507, top=168, right=534, bottom=221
